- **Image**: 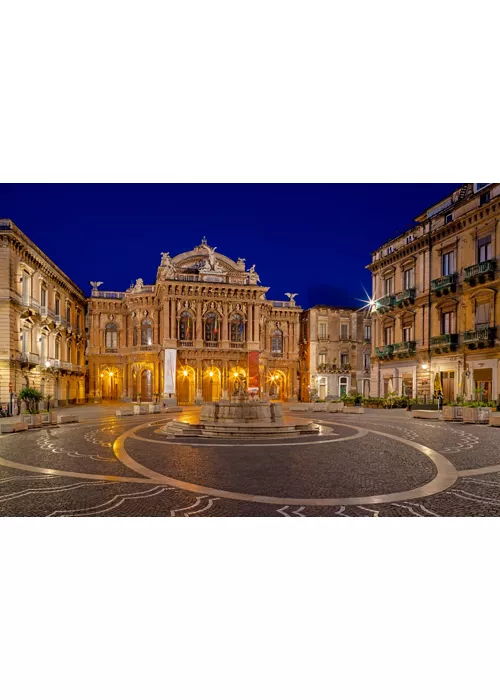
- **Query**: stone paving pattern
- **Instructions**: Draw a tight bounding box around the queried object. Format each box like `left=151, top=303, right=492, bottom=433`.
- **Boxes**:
left=1, top=407, right=500, bottom=516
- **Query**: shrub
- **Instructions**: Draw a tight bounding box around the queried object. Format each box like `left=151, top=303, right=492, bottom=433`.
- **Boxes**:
left=18, top=387, right=44, bottom=414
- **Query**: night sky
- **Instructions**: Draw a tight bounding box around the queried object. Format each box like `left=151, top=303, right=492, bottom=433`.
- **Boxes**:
left=0, top=184, right=460, bottom=308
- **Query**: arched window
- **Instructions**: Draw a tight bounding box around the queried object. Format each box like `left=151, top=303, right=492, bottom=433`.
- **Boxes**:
left=204, top=312, right=220, bottom=342
left=141, top=319, right=153, bottom=346
left=133, top=325, right=138, bottom=346
left=271, top=329, right=283, bottom=354
left=105, top=323, right=118, bottom=349
left=179, top=311, right=194, bottom=341
left=230, top=313, right=245, bottom=342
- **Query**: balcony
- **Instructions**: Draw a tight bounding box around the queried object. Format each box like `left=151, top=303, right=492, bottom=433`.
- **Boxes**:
left=205, top=341, right=220, bottom=348
left=105, top=347, right=118, bottom=353
left=20, top=352, right=40, bottom=365
left=431, top=274, right=457, bottom=296
left=178, top=340, right=194, bottom=347
left=317, top=363, right=352, bottom=374
left=394, top=289, right=416, bottom=308
left=74, top=364, right=84, bottom=374
left=430, top=333, right=459, bottom=353
left=375, top=344, right=394, bottom=359
left=376, top=295, right=395, bottom=313
left=40, top=305, right=49, bottom=318
left=392, top=341, right=416, bottom=357
left=230, top=341, right=245, bottom=349
left=464, top=260, right=496, bottom=285
left=61, top=361, right=73, bottom=371
left=463, top=326, right=496, bottom=348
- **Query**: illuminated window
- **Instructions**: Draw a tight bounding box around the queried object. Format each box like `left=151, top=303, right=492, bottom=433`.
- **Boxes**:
left=179, top=311, right=194, bottom=341
left=271, top=329, right=283, bottom=354
left=105, top=323, right=118, bottom=349
left=204, top=312, right=219, bottom=342
left=141, top=319, right=152, bottom=345
left=230, top=313, right=245, bottom=342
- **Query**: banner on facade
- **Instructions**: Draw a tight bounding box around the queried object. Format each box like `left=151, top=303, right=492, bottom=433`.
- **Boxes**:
left=248, top=351, right=260, bottom=392
left=164, top=349, right=177, bottom=395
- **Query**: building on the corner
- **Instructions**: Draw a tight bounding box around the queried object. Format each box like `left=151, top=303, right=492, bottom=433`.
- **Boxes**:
left=0, top=219, right=87, bottom=407
left=299, top=305, right=372, bottom=400
left=87, top=239, right=302, bottom=403
left=368, top=183, right=500, bottom=401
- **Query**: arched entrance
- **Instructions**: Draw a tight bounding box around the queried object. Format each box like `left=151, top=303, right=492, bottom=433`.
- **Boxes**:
left=177, top=365, right=195, bottom=405
left=268, top=369, right=286, bottom=400
left=141, top=369, right=153, bottom=401
left=202, top=366, right=221, bottom=402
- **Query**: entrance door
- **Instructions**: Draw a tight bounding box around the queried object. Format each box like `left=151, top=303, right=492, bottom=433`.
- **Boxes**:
left=141, top=370, right=152, bottom=401
left=441, top=371, right=455, bottom=403
left=474, top=368, right=492, bottom=401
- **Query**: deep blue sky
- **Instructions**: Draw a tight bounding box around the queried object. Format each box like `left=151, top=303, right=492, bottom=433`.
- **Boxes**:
left=0, top=184, right=460, bottom=308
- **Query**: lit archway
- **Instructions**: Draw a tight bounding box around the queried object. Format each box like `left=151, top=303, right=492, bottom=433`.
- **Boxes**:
left=267, top=369, right=287, bottom=400
left=202, top=366, right=221, bottom=402
left=228, top=366, right=247, bottom=396
left=177, top=365, right=195, bottom=405
left=140, top=369, right=153, bottom=401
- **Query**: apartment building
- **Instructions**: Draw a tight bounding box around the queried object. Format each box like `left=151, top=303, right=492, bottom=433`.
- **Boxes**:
left=300, top=305, right=372, bottom=400
left=368, top=183, right=500, bottom=401
left=0, top=219, right=87, bottom=406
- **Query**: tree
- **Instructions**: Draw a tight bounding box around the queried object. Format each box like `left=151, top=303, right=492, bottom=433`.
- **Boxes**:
left=18, top=387, right=43, bottom=414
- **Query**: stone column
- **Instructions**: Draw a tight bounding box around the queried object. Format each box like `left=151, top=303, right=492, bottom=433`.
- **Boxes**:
left=253, top=304, right=260, bottom=344
left=171, top=299, right=177, bottom=341
left=195, top=358, right=203, bottom=403
left=222, top=359, right=228, bottom=399
left=247, top=304, right=253, bottom=342
left=222, top=303, right=229, bottom=348
left=196, top=301, right=203, bottom=348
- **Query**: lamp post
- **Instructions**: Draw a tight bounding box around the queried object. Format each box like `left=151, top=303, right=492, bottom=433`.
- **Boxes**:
left=421, top=363, right=429, bottom=404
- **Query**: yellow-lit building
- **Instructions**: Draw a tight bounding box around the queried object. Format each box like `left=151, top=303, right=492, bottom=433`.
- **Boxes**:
left=87, top=239, right=302, bottom=404
left=368, top=183, right=500, bottom=402
left=0, top=219, right=87, bottom=407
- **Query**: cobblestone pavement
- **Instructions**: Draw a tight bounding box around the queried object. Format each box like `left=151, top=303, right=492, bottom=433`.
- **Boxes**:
left=1, top=408, right=500, bottom=516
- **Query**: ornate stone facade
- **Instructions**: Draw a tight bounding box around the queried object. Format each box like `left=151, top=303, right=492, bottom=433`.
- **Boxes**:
left=368, top=183, right=500, bottom=401
left=300, top=305, right=372, bottom=400
left=87, top=239, right=301, bottom=403
left=0, top=219, right=87, bottom=407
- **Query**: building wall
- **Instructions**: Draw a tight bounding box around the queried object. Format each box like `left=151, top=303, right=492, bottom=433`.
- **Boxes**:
left=86, top=244, right=302, bottom=403
left=368, top=183, right=500, bottom=401
left=0, top=220, right=87, bottom=407
left=301, top=306, right=371, bottom=400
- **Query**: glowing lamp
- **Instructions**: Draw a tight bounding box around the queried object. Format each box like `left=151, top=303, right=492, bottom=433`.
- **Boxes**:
left=209, top=371, right=214, bottom=377
left=421, top=363, right=428, bottom=370
left=183, top=369, right=188, bottom=377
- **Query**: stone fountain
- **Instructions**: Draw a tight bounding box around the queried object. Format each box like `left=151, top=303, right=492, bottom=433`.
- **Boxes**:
left=162, top=377, right=319, bottom=439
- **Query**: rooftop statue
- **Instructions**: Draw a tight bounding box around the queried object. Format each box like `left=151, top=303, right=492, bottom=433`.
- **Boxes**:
left=247, top=264, right=260, bottom=284
left=89, top=281, right=103, bottom=290
left=285, top=292, right=298, bottom=306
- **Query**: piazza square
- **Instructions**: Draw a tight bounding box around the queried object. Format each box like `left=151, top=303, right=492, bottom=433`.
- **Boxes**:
left=1, top=183, right=500, bottom=517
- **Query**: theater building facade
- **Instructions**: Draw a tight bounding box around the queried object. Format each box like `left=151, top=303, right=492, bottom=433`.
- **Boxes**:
left=87, top=239, right=302, bottom=404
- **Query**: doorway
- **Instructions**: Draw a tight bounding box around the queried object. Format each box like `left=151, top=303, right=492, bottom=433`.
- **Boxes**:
left=141, top=369, right=153, bottom=401
left=440, top=371, right=455, bottom=403
left=473, top=368, right=492, bottom=401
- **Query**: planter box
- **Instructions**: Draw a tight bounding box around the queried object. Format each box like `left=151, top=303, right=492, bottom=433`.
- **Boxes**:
left=56, top=415, right=79, bottom=424
left=40, top=413, right=51, bottom=426
left=327, top=402, right=344, bottom=412
left=148, top=404, right=161, bottom=413
left=463, top=407, right=491, bottom=424
left=343, top=406, right=365, bottom=414
left=489, top=414, right=500, bottom=427
left=412, top=410, right=440, bottom=420
left=1, top=422, right=28, bottom=433
left=312, top=403, right=327, bottom=412
left=22, top=414, right=42, bottom=428
left=116, top=409, right=134, bottom=417
left=441, top=405, right=463, bottom=422
left=133, top=404, right=148, bottom=415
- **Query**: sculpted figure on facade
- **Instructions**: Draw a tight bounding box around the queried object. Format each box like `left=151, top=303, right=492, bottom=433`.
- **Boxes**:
left=159, top=252, right=176, bottom=279
left=247, top=264, right=260, bottom=284
left=285, top=292, right=298, bottom=306
left=133, top=278, right=144, bottom=292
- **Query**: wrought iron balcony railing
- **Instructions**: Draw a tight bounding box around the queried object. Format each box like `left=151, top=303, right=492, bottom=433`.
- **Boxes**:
left=431, top=333, right=459, bottom=346
left=375, top=344, right=394, bottom=358
left=431, top=274, right=456, bottom=294
left=392, top=341, right=416, bottom=355
left=463, top=326, right=496, bottom=344
left=376, top=295, right=395, bottom=311
left=394, top=289, right=416, bottom=306
left=464, top=259, right=496, bottom=283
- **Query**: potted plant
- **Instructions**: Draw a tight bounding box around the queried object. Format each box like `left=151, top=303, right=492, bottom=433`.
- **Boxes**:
left=442, top=397, right=464, bottom=422
left=19, top=387, right=44, bottom=427
left=462, top=400, right=492, bottom=424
